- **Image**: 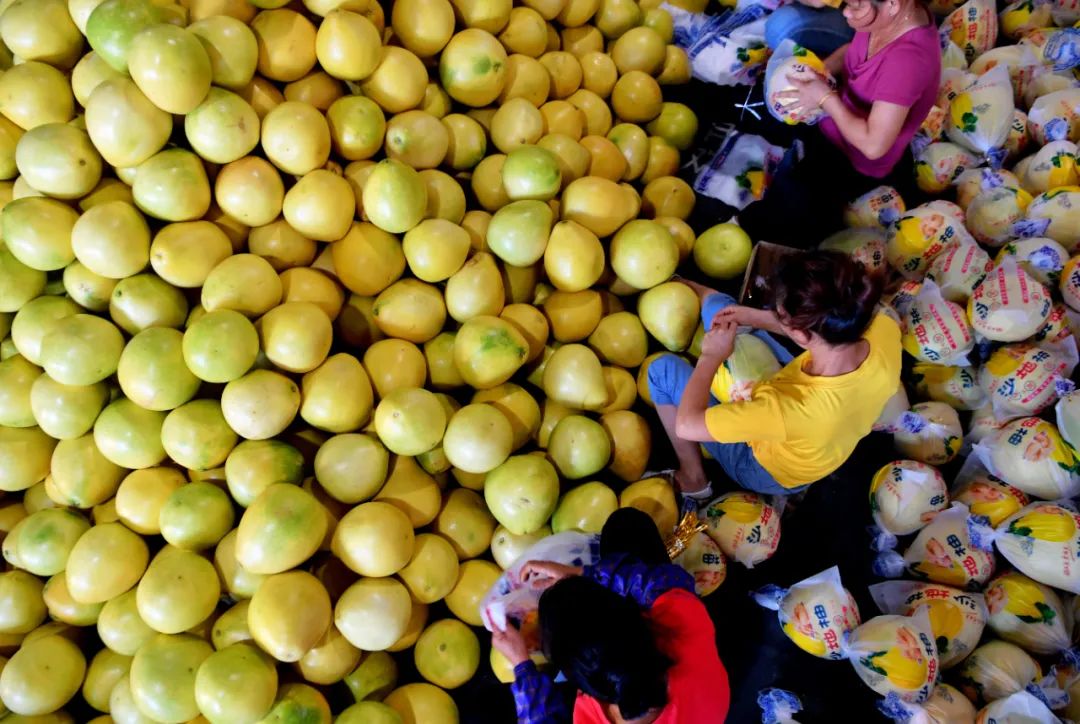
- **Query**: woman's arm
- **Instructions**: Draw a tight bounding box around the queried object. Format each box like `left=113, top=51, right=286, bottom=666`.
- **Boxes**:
left=824, top=42, right=850, bottom=76
left=495, top=624, right=572, bottom=724
left=674, top=319, right=734, bottom=442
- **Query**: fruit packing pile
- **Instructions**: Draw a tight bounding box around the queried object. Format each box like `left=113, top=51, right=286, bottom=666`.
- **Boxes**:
left=0, top=0, right=738, bottom=721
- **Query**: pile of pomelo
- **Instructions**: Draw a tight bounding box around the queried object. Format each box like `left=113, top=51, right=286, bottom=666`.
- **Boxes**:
left=0, top=0, right=744, bottom=721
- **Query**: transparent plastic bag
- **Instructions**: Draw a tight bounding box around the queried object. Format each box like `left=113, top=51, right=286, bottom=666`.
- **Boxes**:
left=967, top=257, right=1053, bottom=343
left=870, top=580, right=987, bottom=669
left=758, top=688, right=803, bottom=724
left=995, top=237, right=1068, bottom=288
left=901, top=280, right=976, bottom=366
left=878, top=683, right=977, bottom=724
left=893, top=403, right=964, bottom=465
left=965, top=186, right=1033, bottom=246
left=710, top=334, right=781, bottom=403
left=979, top=340, right=1078, bottom=420
left=703, top=491, right=781, bottom=568
left=911, top=363, right=987, bottom=411
left=888, top=202, right=973, bottom=279
left=915, top=142, right=980, bottom=195
left=985, top=571, right=1073, bottom=656
left=1028, top=88, right=1080, bottom=144
left=1019, top=186, right=1080, bottom=250
left=925, top=239, right=992, bottom=302
left=1017, top=140, right=1079, bottom=194
left=951, top=458, right=1031, bottom=527
left=843, top=186, right=906, bottom=230
left=969, top=45, right=1042, bottom=106
left=973, top=417, right=1080, bottom=500
left=946, top=66, right=1016, bottom=167
left=974, top=689, right=1063, bottom=724
left=991, top=500, right=1080, bottom=593
left=941, top=0, right=1000, bottom=64
left=675, top=8, right=772, bottom=86
left=754, top=566, right=861, bottom=661
left=955, top=168, right=1023, bottom=210
left=954, top=640, right=1042, bottom=706
left=764, top=40, right=836, bottom=126
left=873, top=503, right=996, bottom=590
left=694, top=131, right=786, bottom=209
left=842, top=609, right=940, bottom=704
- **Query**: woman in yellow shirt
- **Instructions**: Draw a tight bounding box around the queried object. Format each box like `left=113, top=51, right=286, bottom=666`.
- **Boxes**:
left=647, top=251, right=901, bottom=501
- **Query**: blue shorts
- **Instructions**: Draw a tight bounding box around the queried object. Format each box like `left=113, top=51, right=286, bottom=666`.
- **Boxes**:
left=646, top=293, right=807, bottom=497
left=764, top=4, right=854, bottom=57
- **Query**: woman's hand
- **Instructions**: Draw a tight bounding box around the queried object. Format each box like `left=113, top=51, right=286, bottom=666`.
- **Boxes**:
left=492, top=622, right=530, bottom=668
left=700, top=320, right=738, bottom=360
left=776, top=73, right=834, bottom=119
left=520, top=560, right=582, bottom=590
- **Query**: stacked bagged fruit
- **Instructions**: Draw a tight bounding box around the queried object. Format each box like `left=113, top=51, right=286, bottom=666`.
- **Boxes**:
left=0, top=0, right=756, bottom=720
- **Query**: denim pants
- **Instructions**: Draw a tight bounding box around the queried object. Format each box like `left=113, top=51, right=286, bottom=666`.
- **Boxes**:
left=764, top=4, right=854, bottom=57
left=646, top=293, right=807, bottom=497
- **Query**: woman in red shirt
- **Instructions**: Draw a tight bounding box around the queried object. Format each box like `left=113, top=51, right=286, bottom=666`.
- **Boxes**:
left=491, top=508, right=730, bottom=723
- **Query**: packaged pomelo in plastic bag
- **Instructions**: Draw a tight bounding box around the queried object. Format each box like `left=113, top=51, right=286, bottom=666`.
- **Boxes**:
left=843, top=609, right=940, bottom=704
left=995, top=237, right=1068, bottom=287
left=1060, top=255, right=1080, bottom=308
left=874, top=503, right=996, bottom=590
left=902, top=281, right=976, bottom=366
left=974, top=689, right=1063, bottom=724
left=1055, top=389, right=1080, bottom=447
left=916, top=142, right=980, bottom=194
left=703, top=491, right=781, bottom=568
left=943, top=0, right=999, bottom=64
left=913, top=105, right=948, bottom=155
left=925, top=239, right=992, bottom=302
left=672, top=10, right=771, bottom=86
left=1001, top=0, right=1053, bottom=41
left=888, top=203, right=971, bottom=279
left=940, top=68, right=978, bottom=111
left=1022, top=70, right=1078, bottom=110
left=710, top=334, right=780, bottom=403
left=965, top=186, right=1033, bottom=246
left=1033, top=303, right=1074, bottom=343
left=985, top=571, right=1072, bottom=656
left=955, top=168, right=1023, bottom=209
left=1052, top=0, right=1080, bottom=27
left=885, top=279, right=924, bottom=321
left=1028, top=88, right=1080, bottom=144
left=979, top=341, right=1077, bottom=420
left=870, top=581, right=987, bottom=669
left=974, top=417, right=1080, bottom=500
left=758, top=689, right=803, bottom=724
left=947, top=67, right=1015, bottom=167
left=967, top=258, right=1053, bottom=343
left=911, top=363, right=986, bottom=410
left=843, top=186, right=905, bottom=230
left=673, top=531, right=726, bottom=597
left=1017, top=140, right=1079, bottom=194
left=819, top=228, right=888, bottom=274
left=870, top=459, right=950, bottom=536
left=969, top=46, right=1041, bottom=106
left=875, top=383, right=912, bottom=433
left=754, top=566, right=861, bottom=661
left=1020, top=186, right=1080, bottom=249
left=991, top=501, right=1080, bottom=593
left=879, top=683, right=977, bottom=724
left=955, top=640, right=1042, bottom=706
left=1005, top=109, right=1031, bottom=160
left=893, top=403, right=964, bottom=465
left=952, top=458, right=1031, bottom=527
left=765, top=41, right=836, bottom=126
left=967, top=404, right=1010, bottom=448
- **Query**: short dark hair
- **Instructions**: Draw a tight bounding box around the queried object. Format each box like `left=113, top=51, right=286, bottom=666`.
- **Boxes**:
left=773, top=250, right=882, bottom=345
left=539, top=576, right=670, bottom=720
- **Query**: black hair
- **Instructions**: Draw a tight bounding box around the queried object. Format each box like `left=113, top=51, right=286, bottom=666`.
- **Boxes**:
left=773, top=250, right=882, bottom=346
left=539, top=576, right=670, bottom=720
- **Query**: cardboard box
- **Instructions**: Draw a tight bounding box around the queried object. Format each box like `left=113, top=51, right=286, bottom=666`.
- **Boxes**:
left=738, top=241, right=801, bottom=308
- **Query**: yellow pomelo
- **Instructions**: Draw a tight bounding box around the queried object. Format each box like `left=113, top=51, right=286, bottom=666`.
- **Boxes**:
left=82, top=648, right=133, bottom=714
left=445, top=560, right=500, bottom=626
left=385, top=111, right=449, bottom=170
left=96, top=589, right=154, bottom=656
left=499, top=7, right=547, bottom=57
left=540, top=99, right=587, bottom=139
left=65, top=522, right=148, bottom=604
left=332, top=501, right=415, bottom=577
left=150, top=221, right=232, bottom=289
left=485, top=454, right=560, bottom=534
left=0, top=61, right=74, bottom=130
left=301, top=354, right=374, bottom=433
left=236, top=484, right=326, bottom=574
left=0, top=354, right=40, bottom=428
left=338, top=701, right=403, bottom=724
left=184, top=87, right=259, bottom=165
left=202, top=254, right=283, bottom=318
left=220, top=370, right=301, bottom=441
left=422, top=81, right=454, bottom=118
left=539, top=213, right=607, bottom=289
left=610, top=219, right=679, bottom=289
left=561, top=176, right=634, bottom=237
left=543, top=343, right=607, bottom=409
left=392, top=0, right=455, bottom=56
left=432, top=489, right=496, bottom=560
left=454, top=315, right=530, bottom=388
left=1, top=199, right=75, bottom=273
left=188, top=15, right=258, bottom=91
left=224, top=439, right=304, bottom=509
left=159, top=482, right=234, bottom=551
left=543, top=289, right=603, bottom=341
left=161, top=399, right=238, bottom=471
left=588, top=312, right=647, bottom=367
left=114, top=467, right=184, bottom=536
left=581, top=135, right=626, bottom=180
left=0, top=633, right=84, bottom=716
left=471, top=153, right=510, bottom=211
left=38, top=314, right=123, bottom=389
left=446, top=251, right=505, bottom=321
left=126, top=24, right=211, bottom=115
left=4, top=508, right=88, bottom=578
left=363, top=159, right=428, bottom=234
left=359, top=46, right=428, bottom=114
left=491, top=97, right=544, bottom=152
left=280, top=267, right=344, bottom=318
left=642, top=175, right=695, bottom=219
left=567, top=89, right=613, bottom=137
left=373, top=387, right=447, bottom=456
left=107, top=273, right=188, bottom=336
left=472, top=384, right=542, bottom=451
left=363, top=338, right=427, bottom=397
left=328, top=96, right=386, bottom=161
left=548, top=415, right=611, bottom=479
left=195, top=642, right=278, bottom=724
left=620, top=477, right=677, bottom=534
left=0, top=0, right=81, bottom=68
left=443, top=404, right=515, bottom=474
left=420, top=168, right=467, bottom=222
left=92, top=398, right=166, bottom=470
left=403, top=220, right=471, bottom=282
left=503, top=145, right=563, bottom=201
left=248, top=571, right=331, bottom=662
left=316, top=9, right=381, bottom=80
left=260, top=301, right=334, bottom=373
left=128, top=633, right=214, bottom=722
left=537, top=133, right=591, bottom=187
left=136, top=546, right=220, bottom=634
left=214, top=534, right=267, bottom=601
left=399, top=534, right=460, bottom=604
left=553, top=481, right=618, bottom=532
left=282, top=169, right=354, bottom=242
left=261, top=100, right=331, bottom=175
left=375, top=455, right=442, bottom=527
left=440, top=29, right=508, bottom=107
left=183, top=309, right=259, bottom=383
left=414, top=619, right=479, bottom=690
left=487, top=199, right=553, bottom=267
left=258, top=683, right=332, bottom=724
left=0, top=570, right=46, bottom=635
left=385, top=683, right=459, bottom=724
left=297, top=624, right=361, bottom=686
left=499, top=54, right=551, bottom=106
left=425, top=332, right=466, bottom=391
left=642, top=136, right=680, bottom=184
left=602, top=410, right=651, bottom=481
left=285, top=71, right=345, bottom=110
left=442, top=114, right=488, bottom=170
left=15, top=123, right=101, bottom=200
left=333, top=222, right=407, bottom=296
left=252, top=8, right=317, bottom=82
left=239, top=75, right=286, bottom=118
left=638, top=282, right=699, bottom=351
left=132, top=148, right=212, bottom=222
left=611, top=26, right=665, bottom=75
left=539, top=51, right=583, bottom=100
left=0, top=427, right=55, bottom=493
left=498, top=305, right=550, bottom=363
left=372, top=279, right=447, bottom=344
left=693, top=223, right=752, bottom=279
left=215, top=157, right=284, bottom=227
left=336, top=577, right=412, bottom=651
left=562, top=25, right=603, bottom=57
left=72, top=52, right=125, bottom=108
left=491, top=524, right=552, bottom=569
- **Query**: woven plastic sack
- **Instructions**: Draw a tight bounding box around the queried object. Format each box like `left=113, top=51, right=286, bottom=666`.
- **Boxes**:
left=710, top=334, right=780, bottom=403
left=871, top=581, right=987, bottom=669
left=703, top=491, right=781, bottom=568
left=955, top=168, right=1023, bottom=209
left=975, top=417, right=1080, bottom=499
left=955, top=641, right=1042, bottom=706
left=966, top=186, right=1033, bottom=246
left=1004, top=109, right=1031, bottom=160
left=911, top=363, right=987, bottom=410
left=1019, top=186, right=1080, bottom=249
left=1018, top=141, right=1079, bottom=194
left=974, top=690, right=1062, bottom=724
left=967, top=258, right=1053, bottom=343
left=670, top=6, right=771, bottom=86
left=1060, top=255, right=1080, bottom=308
left=915, top=142, right=980, bottom=194
left=673, top=531, right=727, bottom=597
left=1027, top=88, right=1080, bottom=144
left=992, top=501, right=1080, bottom=593
left=874, top=503, right=996, bottom=590
left=894, top=403, right=964, bottom=465
left=754, top=566, right=861, bottom=661
left=764, top=41, right=836, bottom=126
left=758, top=689, right=803, bottom=724
left=985, top=571, right=1072, bottom=656
left=946, top=67, right=1015, bottom=167
left=942, top=0, right=999, bottom=64
left=952, top=467, right=1031, bottom=527
left=870, top=459, right=950, bottom=536
left=1000, top=0, right=1053, bottom=40
left=819, top=228, right=888, bottom=274
left=902, top=280, right=976, bottom=366
left=979, top=342, right=1078, bottom=420
left=925, top=239, right=992, bottom=302
left=888, top=202, right=971, bottom=279
left=843, top=186, right=905, bottom=230
left=969, top=45, right=1041, bottom=106
left=995, top=237, right=1068, bottom=288
left=842, top=609, right=940, bottom=704
left=875, top=383, right=912, bottom=433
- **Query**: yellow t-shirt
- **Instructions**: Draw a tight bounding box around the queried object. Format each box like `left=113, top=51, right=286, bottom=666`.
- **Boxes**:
left=704, top=315, right=903, bottom=488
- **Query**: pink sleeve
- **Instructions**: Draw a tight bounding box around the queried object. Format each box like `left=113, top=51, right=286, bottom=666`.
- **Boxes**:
left=865, top=45, right=935, bottom=108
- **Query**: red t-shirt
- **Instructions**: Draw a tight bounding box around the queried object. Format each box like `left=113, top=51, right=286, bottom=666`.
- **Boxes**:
left=819, top=25, right=941, bottom=178
left=572, top=590, right=731, bottom=724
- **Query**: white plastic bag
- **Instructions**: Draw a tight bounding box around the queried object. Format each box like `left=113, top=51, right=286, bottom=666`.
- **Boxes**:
left=985, top=571, right=1072, bottom=656
left=758, top=689, right=803, bottom=724
left=870, top=580, right=987, bottom=669
left=974, top=417, right=1080, bottom=500
left=946, top=66, right=1015, bottom=167
left=974, top=690, right=1063, bottom=724
left=901, top=280, right=976, bottom=366
left=893, top=403, right=964, bottom=465
left=911, top=363, right=987, bottom=411
left=873, top=503, right=996, bottom=590
left=979, top=340, right=1078, bottom=421
left=764, top=40, right=835, bottom=126
left=754, top=566, right=861, bottom=661
left=987, top=500, right=1080, bottom=593
left=677, top=7, right=772, bottom=87
left=954, top=641, right=1043, bottom=706
left=693, top=131, right=786, bottom=209
left=994, top=237, right=1068, bottom=288
left=842, top=609, right=940, bottom=704
left=951, top=458, right=1031, bottom=527
left=703, top=491, right=781, bottom=568
left=967, top=257, right=1053, bottom=343
left=941, top=0, right=1000, bottom=65
left=877, top=684, right=976, bottom=724
left=843, top=186, right=905, bottom=230
left=924, top=239, right=992, bottom=302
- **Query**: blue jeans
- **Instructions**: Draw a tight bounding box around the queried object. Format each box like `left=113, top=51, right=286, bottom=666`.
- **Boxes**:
left=647, top=293, right=805, bottom=497
left=764, top=4, right=854, bottom=57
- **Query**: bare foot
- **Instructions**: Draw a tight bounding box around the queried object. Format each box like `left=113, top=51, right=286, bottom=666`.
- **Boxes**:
left=674, top=277, right=719, bottom=303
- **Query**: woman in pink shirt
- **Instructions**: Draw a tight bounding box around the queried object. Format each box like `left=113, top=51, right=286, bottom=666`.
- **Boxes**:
left=726, top=0, right=941, bottom=245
